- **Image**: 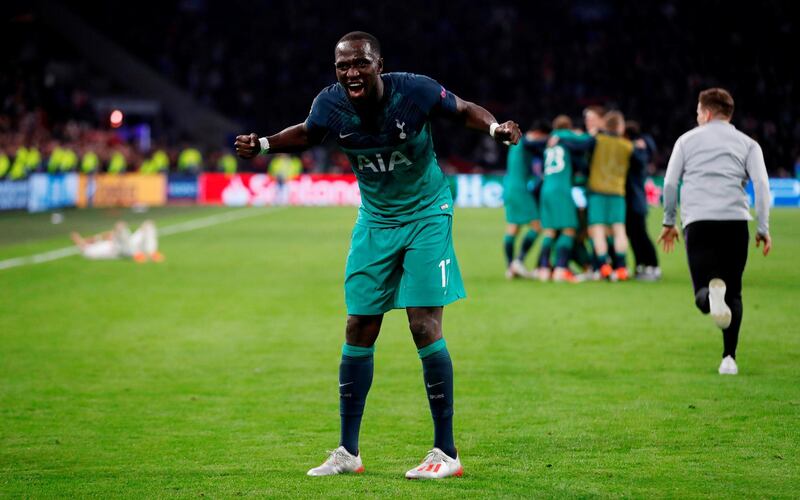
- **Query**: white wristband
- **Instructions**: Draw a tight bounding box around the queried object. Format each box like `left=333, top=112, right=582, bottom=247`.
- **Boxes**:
left=258, top=137, right=270, bottom=155
left=489, top=122, right=500, bottom=138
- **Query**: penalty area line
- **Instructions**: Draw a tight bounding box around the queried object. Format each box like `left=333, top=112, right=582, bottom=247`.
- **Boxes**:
left=0, top=207, right=286, bottom=272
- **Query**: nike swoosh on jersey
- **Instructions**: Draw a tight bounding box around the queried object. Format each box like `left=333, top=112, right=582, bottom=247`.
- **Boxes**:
left=339, top=131, right=356, bottom=138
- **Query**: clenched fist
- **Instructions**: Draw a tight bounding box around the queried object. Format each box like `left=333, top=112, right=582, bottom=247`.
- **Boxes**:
left=234, top=133, right=260, bottom=159
left=493, top=121, right=522, bottom=145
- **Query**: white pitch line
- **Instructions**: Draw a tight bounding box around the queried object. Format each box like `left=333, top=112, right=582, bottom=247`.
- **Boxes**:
left=0, top=207, right=286, bottom=272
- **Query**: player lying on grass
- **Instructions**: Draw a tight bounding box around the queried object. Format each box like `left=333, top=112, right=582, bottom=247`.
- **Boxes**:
left=71, top=220, right=163, bottom=262
left=235, top=31, right=520, bottom=479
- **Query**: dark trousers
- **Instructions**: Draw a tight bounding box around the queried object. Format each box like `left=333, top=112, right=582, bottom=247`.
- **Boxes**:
left=625, top=210, right=659, bottom=267
left=684, top=220, right=749, bottom=358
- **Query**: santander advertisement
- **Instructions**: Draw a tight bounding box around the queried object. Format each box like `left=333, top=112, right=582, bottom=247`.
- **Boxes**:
left=199, top=173, right=362, bottom=206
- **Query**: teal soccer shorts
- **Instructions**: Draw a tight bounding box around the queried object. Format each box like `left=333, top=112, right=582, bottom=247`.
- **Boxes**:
left=503, top=187, right=539, bottom=225
left=344, top=215, right=466, bottom=315
left=588, top=192, right=626, bottom=225
left=540, top=189, right=578, bottom=230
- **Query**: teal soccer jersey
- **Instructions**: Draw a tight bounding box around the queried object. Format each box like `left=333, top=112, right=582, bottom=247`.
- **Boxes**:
left=503, top=141, right=539, bottom=225
left=540, top=130, right=580, bottom=230
left=305, top=73, right=458, bottom=227
left=304, top=73, right=466, bottom=314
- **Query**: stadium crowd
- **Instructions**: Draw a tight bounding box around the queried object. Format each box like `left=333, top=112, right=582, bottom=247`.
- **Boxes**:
left=3, top=0, right=797, bottom=178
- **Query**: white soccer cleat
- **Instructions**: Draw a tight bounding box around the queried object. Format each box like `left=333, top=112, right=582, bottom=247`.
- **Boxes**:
left=405, top=448, right=463, bottom=480
left=708, top=278, right=732, bottom=329
left=508, top=259, right=533, bottom=279
left=718, top=355, right=738, bottom=375
left=307, top=446, right=365, bottom=476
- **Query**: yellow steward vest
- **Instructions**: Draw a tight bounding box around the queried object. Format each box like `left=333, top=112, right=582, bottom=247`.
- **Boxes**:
left=588, top=134, right=633, bottom=196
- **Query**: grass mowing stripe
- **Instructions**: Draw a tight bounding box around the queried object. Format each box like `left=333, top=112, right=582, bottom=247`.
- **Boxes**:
left=0, top=207, right=286, bottom=271
left=0, top=246, right=80, bottom=271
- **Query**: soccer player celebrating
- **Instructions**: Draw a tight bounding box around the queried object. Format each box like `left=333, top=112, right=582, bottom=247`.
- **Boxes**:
left=624, top=121, right=661, bottom=281
left=235, top=32, right=521, bottom=479
left=556, top=111, right=646, bottom=281
left=658, top=88, right=771, bottom=375
left=502, top=120, right=549, bottom=279
left=539, top=115, right=583, bottom=282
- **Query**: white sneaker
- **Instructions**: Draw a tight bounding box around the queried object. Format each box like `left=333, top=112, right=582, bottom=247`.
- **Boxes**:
left=709, top=278, right=732, bottom=329
left=405, top=448, right=463, bottom=479
left=509, top=259, right=533, bottom=279
left=718, top=355, right=738, bottom=375
left=307, top=446, right=365, bottom=476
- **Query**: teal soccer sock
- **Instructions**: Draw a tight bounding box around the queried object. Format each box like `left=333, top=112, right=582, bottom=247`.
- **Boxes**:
left=518, top=229, right=538, bottom=261
left=419, top=338, right=456, bottom=459
left=613, top=251, right=627, bottom=269
left=594, top=253, right=608, bottom=270
left=538, top=236, right=554, bottom=268
left=339, top=343, right=375, bottom=455
left=555, top=234, right=575, bottom=268
left=503, top=234, right=515, bottom=266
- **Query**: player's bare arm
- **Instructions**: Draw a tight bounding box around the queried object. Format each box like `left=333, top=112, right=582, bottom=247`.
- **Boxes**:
left=234, top=123, right=312, bottom=159
left=454, top=96, right=521, bottom=145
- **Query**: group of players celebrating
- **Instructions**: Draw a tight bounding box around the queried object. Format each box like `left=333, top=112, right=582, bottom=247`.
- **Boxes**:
left=502, top=107, right=661, bottom=283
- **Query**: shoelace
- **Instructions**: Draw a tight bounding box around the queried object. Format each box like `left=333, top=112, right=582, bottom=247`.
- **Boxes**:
left=324, top=448, right=351, bottom=465
left=420, top=449, right=448, bottom=465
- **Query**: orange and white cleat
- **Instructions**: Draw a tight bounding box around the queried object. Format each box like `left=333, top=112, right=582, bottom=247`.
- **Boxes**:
left=614, top=267, right=629, bottom=281
left=552, top=268, right=580, bottom=283
left=150, top=251, right=165, bottom=263
left=599, top=263, right=613, bottom=279
left=133, top=252, right=147, bottom=263
left=307, top=446, right=365, bottom=476
left=405, top=448, right=463, bottom=480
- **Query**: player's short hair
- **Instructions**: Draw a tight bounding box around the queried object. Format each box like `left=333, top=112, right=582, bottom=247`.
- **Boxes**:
left=625, top=120, right=641, bottom=139
left=530, top=119, right=552, bottom=134
left=698, top=88, right=734, bottom=118
left=604, top=111, right=625, bottom=133
left=337, top=31, right=382, bottom=57
left=552, top=115, right=572, bottom=130
left=583, top=105, right=605, bottom=117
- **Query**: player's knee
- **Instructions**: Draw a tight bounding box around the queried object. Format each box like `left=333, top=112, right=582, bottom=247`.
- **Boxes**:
left=345, top=315, right=381, bottom=346
left=408, top=316, right=441, bottom=343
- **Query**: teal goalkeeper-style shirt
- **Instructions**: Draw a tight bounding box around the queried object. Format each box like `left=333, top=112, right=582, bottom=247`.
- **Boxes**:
left=305, top=73, right=459, bottom=227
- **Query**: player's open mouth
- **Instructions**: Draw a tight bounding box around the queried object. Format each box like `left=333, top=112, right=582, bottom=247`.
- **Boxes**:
left=345, top=82, right=366, bottom=98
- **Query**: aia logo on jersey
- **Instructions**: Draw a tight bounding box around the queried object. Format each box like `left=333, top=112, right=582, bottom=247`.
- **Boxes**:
left=356, top=151, right=412, bottom=172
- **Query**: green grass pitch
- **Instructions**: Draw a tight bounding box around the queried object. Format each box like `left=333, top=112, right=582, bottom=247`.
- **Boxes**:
left=1, top=206, right=798, bottom=498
